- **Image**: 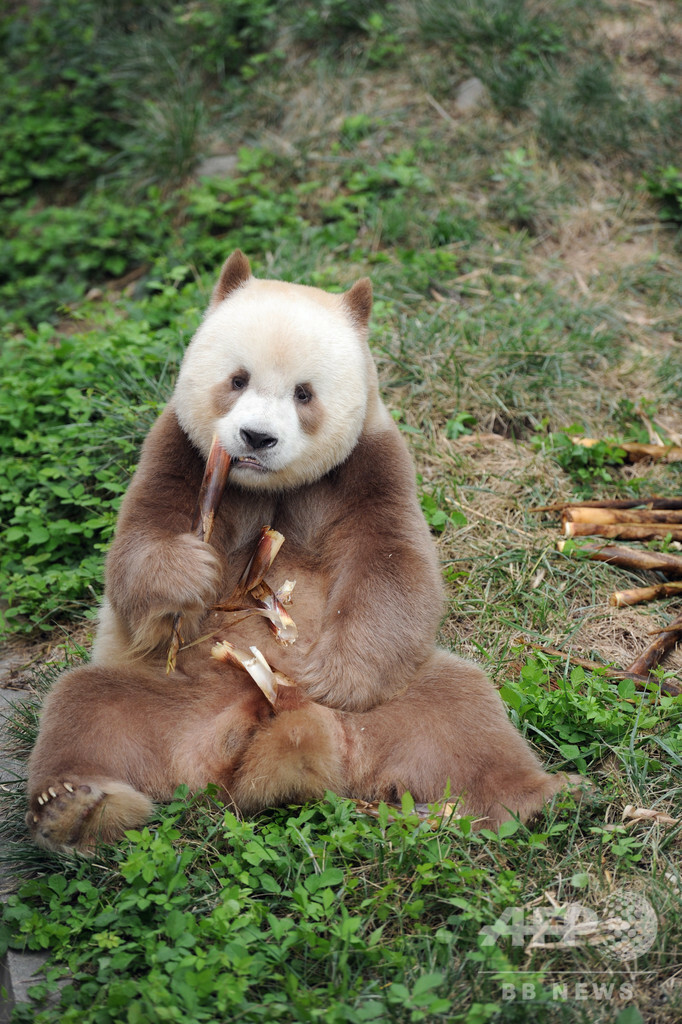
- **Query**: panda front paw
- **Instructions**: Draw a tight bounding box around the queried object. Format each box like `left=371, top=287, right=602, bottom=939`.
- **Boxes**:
left=158, top=532, right=222, bottom=614
left=126, top=533, right=222, bottom=654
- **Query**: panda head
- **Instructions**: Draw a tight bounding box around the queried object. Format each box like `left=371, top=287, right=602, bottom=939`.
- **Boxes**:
left=174, top=251, right=384, bottom=490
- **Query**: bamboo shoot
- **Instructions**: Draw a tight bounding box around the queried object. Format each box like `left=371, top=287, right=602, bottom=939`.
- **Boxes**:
left=557, top=540, right=682, bottom=576
left=570, top=439, right=682, bottom=462
left=535, top=497, right=682, bottom=513
left=626, top=611, right=682, bottom=680
left=565, top=508, right=682, bottom=525
left=611, top=582, right=682, bottom=607
left=166, top=435, right=232, bottom=673
left=563, top=521, right=682, bottom=541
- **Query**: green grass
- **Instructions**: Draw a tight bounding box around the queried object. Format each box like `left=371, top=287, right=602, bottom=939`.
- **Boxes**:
left=2, top=0, right=682, bottom=1020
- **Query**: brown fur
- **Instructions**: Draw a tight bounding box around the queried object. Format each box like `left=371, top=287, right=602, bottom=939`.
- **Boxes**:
left=26, top=255, right=584, bottom=852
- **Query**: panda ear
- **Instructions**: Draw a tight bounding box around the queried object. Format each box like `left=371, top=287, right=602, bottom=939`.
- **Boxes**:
left=342, top=277, right=373, bottom=333
left=209, top=250, right=252, bottom=309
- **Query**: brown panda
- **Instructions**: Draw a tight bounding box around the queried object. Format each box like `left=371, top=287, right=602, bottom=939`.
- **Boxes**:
left=27, top=251, right=580, bottom=852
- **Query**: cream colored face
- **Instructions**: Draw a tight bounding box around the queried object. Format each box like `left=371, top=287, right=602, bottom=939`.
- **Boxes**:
left=174, top=277, right=371, bottom=490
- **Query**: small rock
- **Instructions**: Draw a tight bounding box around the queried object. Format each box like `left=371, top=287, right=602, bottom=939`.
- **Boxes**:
left=195, top=155, right=238, bottom=180
left=454, top=77, right=488, bottom=114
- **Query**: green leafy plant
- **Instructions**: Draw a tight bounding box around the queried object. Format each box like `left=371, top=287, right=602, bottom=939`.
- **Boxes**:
left=537, top=428, right=628, bottom=492
left=0, top=191, right=172, bottom=326
left=499, top=656, right=679, bottom=774
left=445, top=412, right=477, bottom=440
left=644, top=165, right=682, bottom=223
left=0, top=294, right=195, bottom=632
left=419, top=491, right=467, bottom=534
left=286, top=0, right=388, bottom=48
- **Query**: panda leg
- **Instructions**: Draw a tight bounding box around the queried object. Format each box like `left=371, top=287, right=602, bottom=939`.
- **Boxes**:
left=25, top=664, right=179, bottom=853
left=227, top=687, right=347, bottom=813
left=25, top=661, right=308, bottom=852
left=344, top=650, right=586, bottom=827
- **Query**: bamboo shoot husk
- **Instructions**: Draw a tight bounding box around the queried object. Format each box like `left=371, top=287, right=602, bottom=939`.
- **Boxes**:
left=249, top=581, right=298, bottom=645
left=237, top=527, right=285, bottom=595
left=167, top=436, right=232, bottom=673
left=557, top=540, right=682, bottom=576
left=563, top=522, right=682, bottom=541
left=211, top=526, right=298, bottom=643
left=611, top=582, right=682, bottom=607
left=213, top=605, right=297, bottom=632
left=211, top=639, right=295, bottom=707
left=213, top=526, right=286, bottom=612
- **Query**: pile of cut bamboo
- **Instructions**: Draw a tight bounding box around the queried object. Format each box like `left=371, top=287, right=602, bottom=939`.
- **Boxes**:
left=546, top=497, right=682, bottom=696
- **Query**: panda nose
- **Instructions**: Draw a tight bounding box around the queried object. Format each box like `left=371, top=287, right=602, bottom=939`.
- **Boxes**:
left=240, top=427, right=278, bottom=451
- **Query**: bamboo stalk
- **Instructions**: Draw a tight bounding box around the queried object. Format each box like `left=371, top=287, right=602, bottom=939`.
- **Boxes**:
left=565, top=508, right=682, bottom=525
left=619, top=443, right=682, bottom=463
left=626, top=611, right=682, bottom=680
left=557, top=540, right=682, bottom=576
left=534, top=497, right=682, bottom=513
left=571, top=439, right=682, bottom=462
left=521, top=641, right=624, bottom=677
left=611, top=582, right=682, bottom=607
left=166, top=436, right=232, bottom=673
left=563, top=522, right=682, bottom=541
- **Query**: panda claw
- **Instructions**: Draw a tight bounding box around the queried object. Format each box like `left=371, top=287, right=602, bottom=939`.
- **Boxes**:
left=63, top=781, right=74, bottom=793
left=48, top=787, right=58, bottom=798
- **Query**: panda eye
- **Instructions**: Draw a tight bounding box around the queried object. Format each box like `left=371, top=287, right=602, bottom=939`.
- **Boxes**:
left=231, top=372, right=249, bottom=391
left=294, top=383, right=313, bottom=404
